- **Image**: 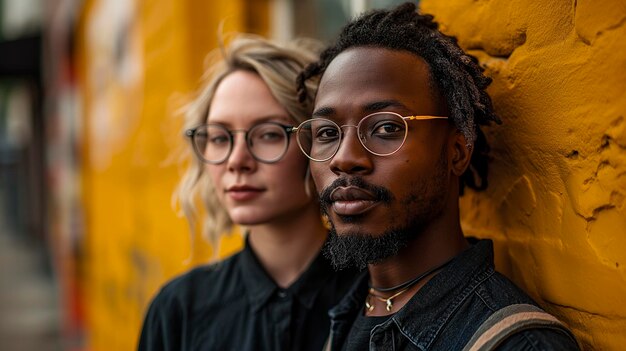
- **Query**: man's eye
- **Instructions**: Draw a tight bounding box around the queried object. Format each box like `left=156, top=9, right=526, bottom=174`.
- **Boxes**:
left=371, top=122, right=404, bottom=136
left=315, top=127, right=340, bottom=141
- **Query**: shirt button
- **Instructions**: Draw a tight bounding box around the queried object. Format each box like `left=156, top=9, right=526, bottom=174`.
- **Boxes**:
left=277, top=290, right=287, bottom=298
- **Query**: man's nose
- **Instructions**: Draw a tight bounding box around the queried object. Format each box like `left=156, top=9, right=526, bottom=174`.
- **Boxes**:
left=329, top=127, right=373, bottom=175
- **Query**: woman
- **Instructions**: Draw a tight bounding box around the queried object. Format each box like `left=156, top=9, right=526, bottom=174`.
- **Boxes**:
left=138, top=34, right=357, bottom=351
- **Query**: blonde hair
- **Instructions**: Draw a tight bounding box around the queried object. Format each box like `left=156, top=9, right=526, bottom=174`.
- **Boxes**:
left=176, top=33, right=321, bottom=251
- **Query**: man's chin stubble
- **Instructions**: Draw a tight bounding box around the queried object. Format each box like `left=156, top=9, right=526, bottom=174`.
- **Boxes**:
left=323, top=226, right=413, bottom=270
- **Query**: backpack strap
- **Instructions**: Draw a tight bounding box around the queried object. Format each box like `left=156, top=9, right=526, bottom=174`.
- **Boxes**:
left=323, top=335, right=331, bottom=351
left=462, top=304, right=577, bottom=351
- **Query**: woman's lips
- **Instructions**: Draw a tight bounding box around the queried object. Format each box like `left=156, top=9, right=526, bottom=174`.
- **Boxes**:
left=227, top=186, right=264, bottom=201
left=330, top=186, right=379, bottom=216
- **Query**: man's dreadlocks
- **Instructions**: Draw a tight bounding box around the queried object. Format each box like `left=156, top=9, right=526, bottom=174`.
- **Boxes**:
left=296, top=2, right=501, bottom=193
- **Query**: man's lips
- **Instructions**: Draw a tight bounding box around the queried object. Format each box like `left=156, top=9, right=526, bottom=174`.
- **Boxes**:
left=226, top=185, right=264, bottom=201
left=330, top=186, right=379, bottom=216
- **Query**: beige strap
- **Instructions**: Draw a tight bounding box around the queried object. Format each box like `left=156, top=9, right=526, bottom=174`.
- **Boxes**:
left=323, top=334, right=331, bottom=351
left=463, top=304, right=576, bottom=351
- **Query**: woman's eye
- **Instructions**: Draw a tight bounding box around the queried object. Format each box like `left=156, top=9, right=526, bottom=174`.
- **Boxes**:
left=252, top=124, right=286, bottom=143
left=259, top=131, right=284, bottom=141
left=209, top=135, right=229, bottom=145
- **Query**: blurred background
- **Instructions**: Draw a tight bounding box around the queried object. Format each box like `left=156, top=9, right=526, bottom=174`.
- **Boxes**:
left=1, top=0, right=625, bottom=350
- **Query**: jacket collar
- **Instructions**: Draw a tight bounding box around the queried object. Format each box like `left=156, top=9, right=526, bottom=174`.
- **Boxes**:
left=328, top=239, right=496, bottom=349
left=390, top=239, right=495, bottom=349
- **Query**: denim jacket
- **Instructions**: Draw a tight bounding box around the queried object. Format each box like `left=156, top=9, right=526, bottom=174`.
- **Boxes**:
left=327, top=239, right=580, bottom=351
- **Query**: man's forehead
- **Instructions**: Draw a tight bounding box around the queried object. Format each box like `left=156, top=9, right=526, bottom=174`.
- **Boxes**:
left=320, top=46, right=431, bottom=83
left=315, top=47, right=437, bottom=115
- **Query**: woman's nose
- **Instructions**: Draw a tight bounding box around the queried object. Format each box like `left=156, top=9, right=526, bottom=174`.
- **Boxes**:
left=226, top=133, right=257, bottom=173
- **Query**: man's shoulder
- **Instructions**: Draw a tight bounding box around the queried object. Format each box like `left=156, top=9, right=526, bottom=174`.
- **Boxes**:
left=463, top=302, right=580, bottom=351
left=475, top=270, right=539, bottom=308
left=434, top=271, right=580, bottom=350
left=494, top=327, right=581, bottom=350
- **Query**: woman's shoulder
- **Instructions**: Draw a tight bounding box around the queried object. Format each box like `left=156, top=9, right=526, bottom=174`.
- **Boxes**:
left=138, top=253, right=245, bottom=350
left=151, top=251, right=244, bottom=307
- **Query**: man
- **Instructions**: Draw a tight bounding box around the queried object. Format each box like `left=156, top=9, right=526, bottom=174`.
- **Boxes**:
left=293, top=3, right=580, bottom=350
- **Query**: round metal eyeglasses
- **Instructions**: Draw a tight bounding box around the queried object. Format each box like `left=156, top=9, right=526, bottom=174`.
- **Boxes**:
left=292, top=111, right=448, bottom=162
left=186, top=122, right=295, bottom=164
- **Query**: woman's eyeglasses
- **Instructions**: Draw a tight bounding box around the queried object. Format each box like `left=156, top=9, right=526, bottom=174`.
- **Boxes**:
left=186, top=122, right=295, bottom=164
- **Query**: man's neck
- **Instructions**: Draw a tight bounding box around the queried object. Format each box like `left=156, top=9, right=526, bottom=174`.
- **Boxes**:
left=365, top=220, right=469, bottom=316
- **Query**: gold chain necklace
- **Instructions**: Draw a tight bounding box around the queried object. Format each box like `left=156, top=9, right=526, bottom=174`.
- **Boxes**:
left=364, top=258, right=455, bottom=313
left=365, top=287, right=411, bottom=312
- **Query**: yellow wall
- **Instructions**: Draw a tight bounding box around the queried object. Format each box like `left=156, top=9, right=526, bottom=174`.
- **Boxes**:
left=76, top=0, right=625, bottom=349
left=76, top=1, right=268, bottom=349
left=420, top=0, right=626, bottom=349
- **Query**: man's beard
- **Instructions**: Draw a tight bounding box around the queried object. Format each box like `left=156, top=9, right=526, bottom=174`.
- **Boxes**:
left=324, top=225, right=415, bottom=270
left=320, top=148, right=449, bottom=270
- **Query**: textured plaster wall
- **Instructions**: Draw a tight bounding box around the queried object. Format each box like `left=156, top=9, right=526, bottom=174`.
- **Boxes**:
left=420, top=0, right=626, bottom=349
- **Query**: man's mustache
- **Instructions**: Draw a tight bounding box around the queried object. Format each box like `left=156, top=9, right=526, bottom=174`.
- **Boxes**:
left=318, top=176, right=394, bottom=211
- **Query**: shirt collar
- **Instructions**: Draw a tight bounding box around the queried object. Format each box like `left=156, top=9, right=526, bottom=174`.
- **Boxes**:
left=238, top=235, right=337, bottom=312
left=239, top=236, right=278, bottom=312
left=288, top=245, right=338, bottom=309
left=329, top=270, right=369, bottom=320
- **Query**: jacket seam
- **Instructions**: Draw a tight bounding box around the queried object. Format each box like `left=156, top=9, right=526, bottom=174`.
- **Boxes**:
left=394, top=319, right=426, bottom=351
left=474, top=285, right=498, bottom=313
left=417, top=268, right=496, bottom=350
left=521, top=330, right=543, bottom=351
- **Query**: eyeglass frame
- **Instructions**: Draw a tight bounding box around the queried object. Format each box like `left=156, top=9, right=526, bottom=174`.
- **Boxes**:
left=185, top=121, right=296, bottom=164
left=291, top=111, right=449, bottom=162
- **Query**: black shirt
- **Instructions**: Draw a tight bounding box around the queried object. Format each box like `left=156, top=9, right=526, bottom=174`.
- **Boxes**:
left=342, top=313, right=391, bottom=351
left=138, top=237, right=358, bottom=351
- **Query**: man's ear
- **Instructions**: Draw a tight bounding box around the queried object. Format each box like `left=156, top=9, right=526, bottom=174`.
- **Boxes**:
left=448, top=130, right=473, bottom=177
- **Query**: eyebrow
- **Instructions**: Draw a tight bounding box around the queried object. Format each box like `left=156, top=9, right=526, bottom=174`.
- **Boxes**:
left=312, top=106, right=335, bottom=117
left=256, top=115, right=293, bottom=124
left=208, top=114, right=293, bottom=126
left=312, top=100, right=409, bottom=117
left=363, top=100, right=408, bottom=112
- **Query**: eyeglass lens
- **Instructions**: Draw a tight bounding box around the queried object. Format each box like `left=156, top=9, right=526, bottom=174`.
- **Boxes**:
left=192, top=123, right=290, bottom=163
left=296, top=113, right=408, bottom=161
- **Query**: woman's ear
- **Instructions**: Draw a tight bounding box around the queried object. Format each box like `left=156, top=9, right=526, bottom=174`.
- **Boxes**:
left=304, top=165, right=316, bottom=199
left=449, top=130, right=473, bottom=177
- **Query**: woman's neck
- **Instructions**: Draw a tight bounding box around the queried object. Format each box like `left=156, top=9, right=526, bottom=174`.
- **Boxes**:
left=247, top=203, right=328, bottom=288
